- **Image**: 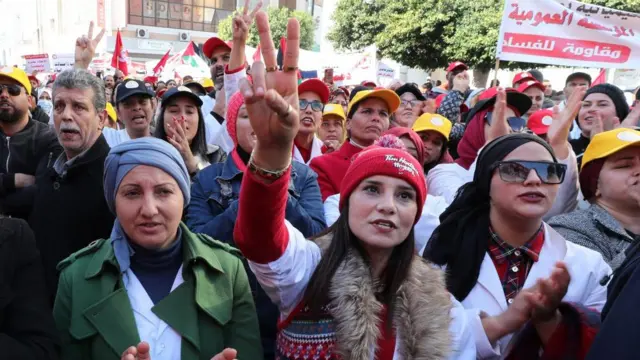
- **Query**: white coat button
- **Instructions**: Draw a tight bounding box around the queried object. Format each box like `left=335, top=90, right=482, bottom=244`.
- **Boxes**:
left=514, top=250, right=521, bottom=256
left=511, top=266, right=519, bottom=273
left=508, top=298, right=514, bottom=304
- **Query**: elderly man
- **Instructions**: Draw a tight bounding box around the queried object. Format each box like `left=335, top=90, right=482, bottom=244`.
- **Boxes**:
left=102, top=79, right=154, bottom=147
left=0, top=66, right=61, bottom=219
left=28, top=69, right=114, bottom=302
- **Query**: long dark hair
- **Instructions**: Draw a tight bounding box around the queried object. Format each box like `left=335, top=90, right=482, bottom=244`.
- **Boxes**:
left=303, top=202, right=416, bottom=326
left=154, top=96, right=208, bottom=157
left=424, top=133, right=557, bottom=300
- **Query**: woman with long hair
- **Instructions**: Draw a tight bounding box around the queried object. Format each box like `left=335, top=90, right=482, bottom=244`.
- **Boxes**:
left=154, top=86, right=226, bottom=177
left=424, top=92, right=610, bottom=358
left=231, top=12, right=474, bottom=359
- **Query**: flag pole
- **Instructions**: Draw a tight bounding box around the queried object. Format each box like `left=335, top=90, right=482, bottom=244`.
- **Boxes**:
left=493, top=57, right=500, bottom=85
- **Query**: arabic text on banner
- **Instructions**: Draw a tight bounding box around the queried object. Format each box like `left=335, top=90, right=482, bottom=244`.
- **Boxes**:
left=23, top=54, right=50, bottom=73
left=496, top=0, right=640, bottom=69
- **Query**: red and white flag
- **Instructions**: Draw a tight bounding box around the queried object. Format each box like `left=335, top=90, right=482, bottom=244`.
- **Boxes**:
left=592, top=68, right=607, bottom=86
left=252, top=44, right=262, bottom=63
left=111, top=30, right=129, bottom=75
left=153, top=49, right=171, bottom=76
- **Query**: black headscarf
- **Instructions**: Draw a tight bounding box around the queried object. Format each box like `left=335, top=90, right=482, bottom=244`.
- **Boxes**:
left=423, top=133, right=557, bottom=301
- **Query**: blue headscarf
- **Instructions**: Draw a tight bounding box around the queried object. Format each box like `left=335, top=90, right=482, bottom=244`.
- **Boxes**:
left=103, top=137, right=190, bottom=271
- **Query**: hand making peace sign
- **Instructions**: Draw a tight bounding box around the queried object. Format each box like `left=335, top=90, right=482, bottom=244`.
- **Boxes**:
left=238, top=11, right=300, bottom=172
left=75, top=21, right=106, bottom=70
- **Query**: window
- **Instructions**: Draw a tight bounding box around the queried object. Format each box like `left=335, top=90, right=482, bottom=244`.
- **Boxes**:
left=129, top=0, right=235, bottom=32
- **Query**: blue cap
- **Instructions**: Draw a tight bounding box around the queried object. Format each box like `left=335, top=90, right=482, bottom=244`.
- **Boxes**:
left=115, top=79, right=154, bottom=104
left=161, top=86, right=203, bottom=107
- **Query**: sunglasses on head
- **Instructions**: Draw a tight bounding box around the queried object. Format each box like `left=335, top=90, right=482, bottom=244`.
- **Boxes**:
left=493, top=160, right=567, bottom=184
left=0, top=84, right=22, bottom=96
left=300, top=99, right=324, bottom=112
left=485, top=112, right=527, bottom=133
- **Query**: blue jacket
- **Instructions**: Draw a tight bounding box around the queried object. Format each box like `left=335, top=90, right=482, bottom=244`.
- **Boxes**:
left=187, top=156, right=326, bottom=240
left=186, top=155, right=326, bottom=359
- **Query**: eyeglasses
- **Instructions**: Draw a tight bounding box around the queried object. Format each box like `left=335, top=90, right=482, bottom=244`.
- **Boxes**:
left=0, top=84, right=22, bottom=96
left=485, top=112, right=527, bottom=133
left=401, top=99, right=421, bottom=108
left=493, top=160, right=567, bottom=184
left=300, top=99, right=324, bottom=112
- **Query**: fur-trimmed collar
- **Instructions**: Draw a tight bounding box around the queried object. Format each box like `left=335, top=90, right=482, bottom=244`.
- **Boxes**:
left=313, top=233, right=453, bottom=360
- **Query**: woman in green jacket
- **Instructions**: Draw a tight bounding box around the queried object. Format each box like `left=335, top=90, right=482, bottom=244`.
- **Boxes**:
left=53, top=137, right=262, bottom=360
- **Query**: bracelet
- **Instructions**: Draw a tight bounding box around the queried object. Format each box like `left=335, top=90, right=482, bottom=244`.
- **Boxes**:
left=248, top=152, right=291, bottom=180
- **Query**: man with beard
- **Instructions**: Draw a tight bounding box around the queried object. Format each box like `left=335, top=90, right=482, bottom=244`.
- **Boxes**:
left=0, top=67, right=61, bottom=219
left=101, top=79, right=154, bottom=147
left=28, top=69, right=114, bottom=302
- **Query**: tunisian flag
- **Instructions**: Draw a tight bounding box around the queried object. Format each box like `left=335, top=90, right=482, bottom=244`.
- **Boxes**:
left=111, top=30, right=129, bottom=75
left=153, top=49, right=171, bottom=76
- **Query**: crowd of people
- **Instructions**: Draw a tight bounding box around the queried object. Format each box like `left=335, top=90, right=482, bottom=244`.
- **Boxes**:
left=1, top=2, right=640, bottom=359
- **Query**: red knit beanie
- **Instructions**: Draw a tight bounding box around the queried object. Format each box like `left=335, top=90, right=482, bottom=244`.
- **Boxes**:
left=226, top=91, right=245, bottom=146
left=580, top=158, right=605, bottom=201
left=339, top=147, right=427, bottom=223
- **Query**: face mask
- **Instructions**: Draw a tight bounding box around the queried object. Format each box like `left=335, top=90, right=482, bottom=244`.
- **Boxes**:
left=38, top=100, right=53, bottom=115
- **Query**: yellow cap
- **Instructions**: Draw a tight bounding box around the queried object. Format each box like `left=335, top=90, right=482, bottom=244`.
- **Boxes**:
left=346, top=89, right=401, bottom=117
left=323, top=103, right=346, bottom=121
left=106, top=102, right=117, bottom=123
left=200, top=78, right=214, bottom=89
left=582, top=128, right=640, bottom=170
left=412, top=113, right=452, bottom=140
left=0, top=66, right=31, bottom=94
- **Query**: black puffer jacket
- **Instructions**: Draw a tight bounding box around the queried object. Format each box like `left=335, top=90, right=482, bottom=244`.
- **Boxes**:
left=0, top=120, right=62, bottom=218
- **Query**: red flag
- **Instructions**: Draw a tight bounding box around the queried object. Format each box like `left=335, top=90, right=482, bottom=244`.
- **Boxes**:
left=110, top=30, right=129, bottom=75
left=252, top=44, right=261, bottom=63
left=153, top=49, right=171, bottom=76
left=592, top=68, right=606, bottom=86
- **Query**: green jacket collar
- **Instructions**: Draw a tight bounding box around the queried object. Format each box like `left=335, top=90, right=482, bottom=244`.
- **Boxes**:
left=84, top=222, right=225, bottom=279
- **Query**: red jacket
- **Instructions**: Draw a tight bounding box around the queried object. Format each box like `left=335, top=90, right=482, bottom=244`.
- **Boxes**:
left=309, top=141, right=363, bottom=201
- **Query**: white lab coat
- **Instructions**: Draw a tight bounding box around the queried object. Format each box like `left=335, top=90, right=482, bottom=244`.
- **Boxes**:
left=460, top=224, right=611, bottom=359
left=426, top=144, right=580, bottom=220
left=249, top=220, right=476, bottom=359
left=292, top=136, right=324, bottom=165
left=123, top=267, right=184, bottom=360
left=323, top=193, right=449, bottom=256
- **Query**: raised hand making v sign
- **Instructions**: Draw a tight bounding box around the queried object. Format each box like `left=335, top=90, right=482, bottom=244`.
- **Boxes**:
left=74, top=21, right=106, bottom=70
left=238, top=11, right=300, bottom=180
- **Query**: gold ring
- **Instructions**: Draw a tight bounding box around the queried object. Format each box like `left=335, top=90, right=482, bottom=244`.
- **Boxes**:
left=284, top=66, right=298, bottom=72
left=265, top=66, right=278, bottom=72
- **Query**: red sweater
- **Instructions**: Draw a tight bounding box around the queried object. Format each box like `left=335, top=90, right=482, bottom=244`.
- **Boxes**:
left=309, top=141, right=363, bottom=201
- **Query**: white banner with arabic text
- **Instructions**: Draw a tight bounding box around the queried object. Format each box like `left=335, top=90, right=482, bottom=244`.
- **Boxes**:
left=497, top=0, right=640, bottom=68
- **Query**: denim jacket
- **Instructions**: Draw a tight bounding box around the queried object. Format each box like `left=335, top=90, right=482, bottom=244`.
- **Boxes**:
left=187, top=155, right=326, bottom=244
left=186, top=155, right=326, bottom=359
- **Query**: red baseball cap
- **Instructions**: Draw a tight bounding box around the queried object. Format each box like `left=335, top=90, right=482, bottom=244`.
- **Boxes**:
left=512, top=72, right=536, bottom=87
left=447, top=61, right=468, bottom=73
left=298, top=78, right=330, bottom=103
left=28, top=74, right=39, bottom=85
left=527, top=109, right=554, bottom=135
left=517, top=80, right=546, bottom=94
left=203, top=37, right=232, bottom=59
left=361, top=80, right=377, bottom=87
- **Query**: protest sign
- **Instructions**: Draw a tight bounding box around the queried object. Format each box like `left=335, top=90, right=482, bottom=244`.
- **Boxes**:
left=23, top=54, right=50, bottom=73
left=51, top=53, right=75, bottom=72
left=496, top=0, right=640, bottom=68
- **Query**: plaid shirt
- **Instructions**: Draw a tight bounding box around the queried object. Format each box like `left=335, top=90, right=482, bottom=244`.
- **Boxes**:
left=488, top=226, right=545, bottom=303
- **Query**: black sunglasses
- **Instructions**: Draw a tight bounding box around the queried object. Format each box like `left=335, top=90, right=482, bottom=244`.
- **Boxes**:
left=485, top=112, right=527, bottom=133
left=0, top=84, right=22, bottom=96
left=493, top=160, right=567, bottom=184
left=300, top=99, right=324, bottom=112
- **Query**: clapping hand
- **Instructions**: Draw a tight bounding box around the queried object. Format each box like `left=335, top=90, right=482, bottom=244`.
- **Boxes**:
left=121, top=341, right=151, bottom=360
left=485, top=88, right=510, bottom=143
left=75, top=21, right=105, bottom=70
left=547, top=88, right=586, bottom=159
left=238, top=11, right=300, bottom=173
